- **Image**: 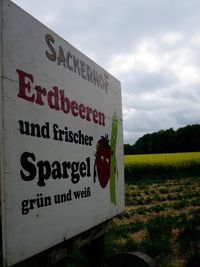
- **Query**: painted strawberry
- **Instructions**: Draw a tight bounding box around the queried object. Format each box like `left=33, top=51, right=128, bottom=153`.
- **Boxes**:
left=94, top=134, right=112, bottom=188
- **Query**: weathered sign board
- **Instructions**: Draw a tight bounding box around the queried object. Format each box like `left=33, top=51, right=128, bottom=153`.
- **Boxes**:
left=0, top=0, right=124, bottom=266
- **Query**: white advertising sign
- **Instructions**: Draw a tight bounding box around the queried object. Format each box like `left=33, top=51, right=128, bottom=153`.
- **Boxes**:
left=1, top=0, right=124, bottom=265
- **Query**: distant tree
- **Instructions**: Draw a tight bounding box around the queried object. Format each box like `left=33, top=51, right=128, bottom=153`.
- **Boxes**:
left=124, top=144, right=134, bottom=155
left=175, top=124, right=200, bottom=152
left=125, top=124, right=200, bottom=154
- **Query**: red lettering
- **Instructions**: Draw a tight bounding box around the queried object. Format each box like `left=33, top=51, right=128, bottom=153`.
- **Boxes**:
left=16, top=69, right=106, bottom=127
left=60, top=90, right=70, bottom=114
left=71, top=101, right=78, bottom=116
left=98, top=112, right=105, bottom=126
left=17, top=69, right=35, bottom=102
left=47, top=86, right=60, bottom=110
left=79, top=104, right=86, bottom=119
left=85, top=106, right=93, bottom=122
left=93, top=109, right=99, bottom=124
left=35, top=86, right=47, bottom=105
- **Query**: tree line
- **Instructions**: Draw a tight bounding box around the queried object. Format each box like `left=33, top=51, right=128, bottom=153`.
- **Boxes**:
left=124, top=124, right=200, bottom=155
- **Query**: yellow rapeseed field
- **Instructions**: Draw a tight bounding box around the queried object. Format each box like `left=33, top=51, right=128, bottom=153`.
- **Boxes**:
left=124, top=152, right=200, bottom=166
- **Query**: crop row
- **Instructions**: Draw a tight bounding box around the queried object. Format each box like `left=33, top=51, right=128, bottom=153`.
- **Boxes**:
left=126, top=183, right=200, bottom=195
left=113, top=209, right=200, bottom=239
left=121, top=198, right=200, bottom=217
left=126, top=191, right=200, bottom=206
left=111, top=174, right=200, bottom=266
left=106, top=209, right=200, bottom=266
left=125, top=161, right=200, bottom=181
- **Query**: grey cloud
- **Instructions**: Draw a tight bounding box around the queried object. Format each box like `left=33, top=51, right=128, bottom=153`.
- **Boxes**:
left=122, top=71, right=177, bottom=94
left=13, top=0, right=200, bottom=56
left=12, top=0, right=200, bottom=144
left=123, top=108, right=179, bottom=143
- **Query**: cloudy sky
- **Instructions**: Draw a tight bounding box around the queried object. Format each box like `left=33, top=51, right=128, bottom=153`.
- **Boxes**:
left=12, top=0, right=200, bottom=144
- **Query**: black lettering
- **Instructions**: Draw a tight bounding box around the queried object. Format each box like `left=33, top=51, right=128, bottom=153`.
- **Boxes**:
left=80, top=162, right=87, bottom=177
left=99, top=74, right=104, bottom=89
left=37, top=160, right=51, bottom=187
left=62, top=161, right=70, bottom=178
left=18, top=120, right=30, bottom=135
left=20, top=152, right=36, bottom=181
left=41, top=122, right=50, bottom=138
left=93, top=70, right=99, bottom=87
left=52, top=161, right=62, bottom=179
left=45, top=34, right=56, bottom=61
left=74, top=133, right=78, bottom=143
left=71, top=162, right=80, bottom=183
left=104, top=73, right=109, bottom=93
left=30, top=123, right=41, bottom=137
left=80, top=60, right=86, bottom=79
left=57, top=46, right=66, bottom=67
left=69, top=131, right=74, bottom=143
left=86, top=157, right=91, bottom=177
left=73, top=56, right=80, bottom=75
left=66, top=52, right=73, bottom=71
left=22, top=199, right=29, bottom=215
left=73, top=190, right=81, bottom=199
left=86, top=64, right=93, bottom=83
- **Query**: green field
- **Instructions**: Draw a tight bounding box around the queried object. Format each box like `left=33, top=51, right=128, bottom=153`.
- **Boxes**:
left=106, top=177, right=200, bottom=267
left=104, top=152, right=200, bottom=266
left=124, top=152, right=200, bottom=181
left=55, top=152, right=200, bottom=266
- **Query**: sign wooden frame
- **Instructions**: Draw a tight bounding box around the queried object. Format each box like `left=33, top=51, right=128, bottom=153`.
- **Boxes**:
left=0, top=1, right=124, bottom=266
